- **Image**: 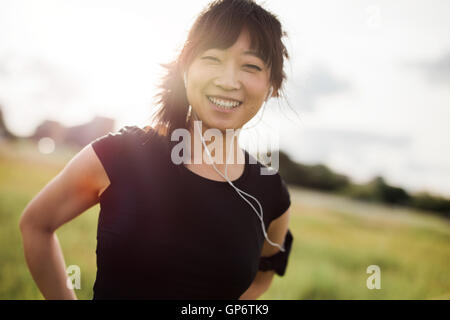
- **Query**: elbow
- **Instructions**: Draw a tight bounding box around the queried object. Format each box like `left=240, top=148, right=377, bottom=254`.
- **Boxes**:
left=239, top=271, right=275, bottom=300
left=239, top=280, right=272, bottom=300
left=19, top=216, right=35, bottom=238
left=19, top=207, right=34, bottom=234
left=19, top=200, right=34, bottom=233
left=19, top=210, right=53, bottom=236
left=19, top=211, right=29, bottom=234
left=239, top=285, right=267, bottom=300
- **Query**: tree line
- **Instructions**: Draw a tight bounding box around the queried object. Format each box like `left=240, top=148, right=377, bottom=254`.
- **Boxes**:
left=271, top=151, right=450, bottom=219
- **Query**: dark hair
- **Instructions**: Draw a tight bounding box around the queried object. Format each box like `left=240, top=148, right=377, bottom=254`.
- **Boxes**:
left=147, top=0, right=290, bottom=140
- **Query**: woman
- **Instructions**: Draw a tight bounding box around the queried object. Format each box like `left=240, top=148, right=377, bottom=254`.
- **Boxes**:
left=19, top=0, right=293, bottom=300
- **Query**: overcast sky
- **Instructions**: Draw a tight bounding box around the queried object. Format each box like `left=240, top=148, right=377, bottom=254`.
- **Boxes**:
left=1, top=0, right=450, bottom=197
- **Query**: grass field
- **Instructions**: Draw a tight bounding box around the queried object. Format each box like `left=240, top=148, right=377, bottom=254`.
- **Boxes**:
left=1, top=140, right=449, bottom=300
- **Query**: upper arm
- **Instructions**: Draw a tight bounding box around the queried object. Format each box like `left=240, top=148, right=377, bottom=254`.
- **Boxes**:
left=19, top=144, right=110, bottom=233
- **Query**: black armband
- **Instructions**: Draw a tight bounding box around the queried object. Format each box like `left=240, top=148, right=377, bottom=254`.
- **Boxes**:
left=258, top=229, right=293, bottom=276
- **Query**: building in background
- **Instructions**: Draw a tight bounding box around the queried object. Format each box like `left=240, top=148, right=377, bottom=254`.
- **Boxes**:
left=32, top=116, right=115, bottom=148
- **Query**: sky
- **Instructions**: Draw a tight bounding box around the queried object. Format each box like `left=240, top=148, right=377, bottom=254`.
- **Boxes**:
left=0, top=0, right=450, bottom=197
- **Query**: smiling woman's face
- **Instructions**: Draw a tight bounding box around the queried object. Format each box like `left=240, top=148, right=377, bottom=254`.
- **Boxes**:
left=185, top=29, right=272, bottom=133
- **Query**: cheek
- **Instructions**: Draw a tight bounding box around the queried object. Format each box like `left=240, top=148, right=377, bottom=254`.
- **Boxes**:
left=246, top=87, right=268, bottom=106
left=189, top=62, right=213, bottom=81
left=187, top=78, right=203, bottom=103
left=188, top=72, right=211, bottom=97
left=242, top=76, right=269, bottom=100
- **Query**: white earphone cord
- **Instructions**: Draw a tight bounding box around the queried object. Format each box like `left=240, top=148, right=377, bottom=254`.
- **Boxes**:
left=192, top=113, right=285, bottom=252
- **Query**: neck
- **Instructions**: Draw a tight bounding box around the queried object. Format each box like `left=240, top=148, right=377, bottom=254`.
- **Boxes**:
left=187, top=118, right=244, bottom=166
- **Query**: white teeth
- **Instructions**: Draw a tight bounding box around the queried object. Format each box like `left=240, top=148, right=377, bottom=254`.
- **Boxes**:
left=208, top=96, right=241, bottom=109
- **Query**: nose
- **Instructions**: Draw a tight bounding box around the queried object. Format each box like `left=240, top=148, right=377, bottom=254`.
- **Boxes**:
left=213, top=64, right=241, bottom=91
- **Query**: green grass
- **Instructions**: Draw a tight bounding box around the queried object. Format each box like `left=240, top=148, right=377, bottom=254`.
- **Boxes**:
left=1, top=140, right=450, bottom=299
left=260, top=188, right=450, bottom=299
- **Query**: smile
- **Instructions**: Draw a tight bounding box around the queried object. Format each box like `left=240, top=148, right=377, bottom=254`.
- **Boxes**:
left=207, top=95, right=243, bottom=111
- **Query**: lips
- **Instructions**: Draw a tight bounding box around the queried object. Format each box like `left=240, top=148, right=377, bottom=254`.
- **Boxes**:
left=206, top=95, right=242, bottom=113
left=207, top=95, right=243, bottom=104
left=208, top=97, right=241, bottom=109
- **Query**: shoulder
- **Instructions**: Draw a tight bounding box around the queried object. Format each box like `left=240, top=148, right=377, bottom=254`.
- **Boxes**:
left=90, top=125, right=162, bottom=181
left=245, top=151, right=291, bottom=221
left=91, top=125, right=162, bottom=151
left=246, top=151, right=286, bottom=185
left=92, top=125, right=149, bottom=142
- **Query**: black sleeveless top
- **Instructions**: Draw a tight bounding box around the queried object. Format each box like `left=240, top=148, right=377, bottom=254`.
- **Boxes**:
left=90, top=125, right=291, bottom=300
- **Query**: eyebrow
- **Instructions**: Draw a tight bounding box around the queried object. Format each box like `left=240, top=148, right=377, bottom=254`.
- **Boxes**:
left=243, top=50, right=264, bottom=60
left=204, top=48, right=265, bottom=63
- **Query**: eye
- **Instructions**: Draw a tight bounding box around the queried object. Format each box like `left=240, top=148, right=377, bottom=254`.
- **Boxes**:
left=244, top=64, right=262, bottom=71
left=202, top=56, right=220, bottom=62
